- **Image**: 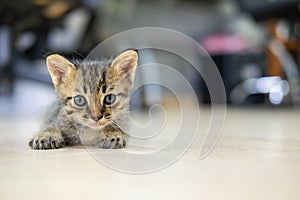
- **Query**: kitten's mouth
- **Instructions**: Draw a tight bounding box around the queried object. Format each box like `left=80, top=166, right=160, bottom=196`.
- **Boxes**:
left=85, top=119, right=109, bottom=129
left=98, top=120, right=106, bottom=126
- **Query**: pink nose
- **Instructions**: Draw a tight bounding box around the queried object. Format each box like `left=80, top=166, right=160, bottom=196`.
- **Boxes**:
left=91, top=115, right=103, bottom=122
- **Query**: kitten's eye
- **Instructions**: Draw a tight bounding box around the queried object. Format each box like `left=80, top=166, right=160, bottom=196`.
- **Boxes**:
left=74, top=95, right=87, bottom=107
left=103, top=94, right=116, bottom=105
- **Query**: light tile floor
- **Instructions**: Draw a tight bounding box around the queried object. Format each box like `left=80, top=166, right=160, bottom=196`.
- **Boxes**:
left=0, top=81, right=300, bottom=200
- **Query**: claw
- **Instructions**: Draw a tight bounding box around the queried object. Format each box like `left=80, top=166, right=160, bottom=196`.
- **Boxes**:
left=97, top=135, right=125, bottom=149
left=29, top=132, right=64, bottom=150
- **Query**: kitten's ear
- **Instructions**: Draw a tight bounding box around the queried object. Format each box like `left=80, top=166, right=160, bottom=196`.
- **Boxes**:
left=110, top=50, right=138, bottom=81
left=46, top=54, right=77, bottom=95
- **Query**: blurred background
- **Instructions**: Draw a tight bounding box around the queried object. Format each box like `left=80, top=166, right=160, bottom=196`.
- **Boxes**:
left=1, top=2, right=300, bottom=199
left=1, top=0, right=300, bottom=115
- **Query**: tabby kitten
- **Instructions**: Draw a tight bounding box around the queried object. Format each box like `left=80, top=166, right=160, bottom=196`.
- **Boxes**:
left=29, top=50, right=138, bottom=150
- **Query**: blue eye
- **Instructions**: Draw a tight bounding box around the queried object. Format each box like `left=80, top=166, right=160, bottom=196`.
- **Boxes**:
left=74, top=95, right=87, bottom=107
left=103, top=94, right=116, bottom=105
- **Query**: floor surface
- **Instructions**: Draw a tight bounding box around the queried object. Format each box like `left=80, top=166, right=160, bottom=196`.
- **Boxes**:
left=0, top=81, right=300, bottom=200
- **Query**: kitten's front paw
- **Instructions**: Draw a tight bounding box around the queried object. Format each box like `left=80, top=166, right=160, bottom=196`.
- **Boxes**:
left=29, top=130, right=65, bottom=150
left=97, top=135, right=126, bottom=149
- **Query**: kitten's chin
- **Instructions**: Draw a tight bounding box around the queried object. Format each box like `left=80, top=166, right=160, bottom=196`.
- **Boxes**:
left=84, top=121, right=108, bottom=130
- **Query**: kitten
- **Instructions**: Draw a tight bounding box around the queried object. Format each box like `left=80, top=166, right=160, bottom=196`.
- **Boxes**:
left=29, top=50, right=138, bottom=150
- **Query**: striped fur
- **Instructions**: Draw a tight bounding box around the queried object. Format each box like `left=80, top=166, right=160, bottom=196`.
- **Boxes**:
left=29, top=50, right=138, bottom=149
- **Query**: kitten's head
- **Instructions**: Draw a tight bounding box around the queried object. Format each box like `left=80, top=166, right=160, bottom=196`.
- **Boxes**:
left=46, top=50, right=138, bottom=129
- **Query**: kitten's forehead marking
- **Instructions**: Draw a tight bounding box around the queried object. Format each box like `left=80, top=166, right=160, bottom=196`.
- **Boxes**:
left=78, top=61, right=108, bottom=94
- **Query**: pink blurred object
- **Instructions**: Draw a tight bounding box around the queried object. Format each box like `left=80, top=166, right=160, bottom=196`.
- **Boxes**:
left=201, top=34, right=249, bottom=55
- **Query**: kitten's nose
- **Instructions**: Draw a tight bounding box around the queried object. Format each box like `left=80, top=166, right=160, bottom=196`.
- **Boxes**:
left=91, top=115, right=103, bottom=121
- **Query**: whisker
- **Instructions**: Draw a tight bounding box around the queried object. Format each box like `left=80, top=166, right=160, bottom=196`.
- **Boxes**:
left=111, top=120, right=126, bottom=133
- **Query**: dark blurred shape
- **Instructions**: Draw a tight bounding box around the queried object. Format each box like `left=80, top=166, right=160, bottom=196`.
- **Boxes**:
left=0, top=0, right=98, bottom=94
left=199, top=0, right=300, bottom=105
left=237, top=0, right=300, bottom=106
left=238, top=0, right=300, bottom=21
left=200, top=52, right=266, bottom=104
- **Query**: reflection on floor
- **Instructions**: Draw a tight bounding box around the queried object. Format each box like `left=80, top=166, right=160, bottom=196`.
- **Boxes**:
left=0, top=80, right=300, bottom=200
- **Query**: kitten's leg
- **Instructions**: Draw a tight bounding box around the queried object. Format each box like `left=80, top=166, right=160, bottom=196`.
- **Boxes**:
left=29, top=127, right=65, bottom=150
left=97, top=130, right=126, bottom=149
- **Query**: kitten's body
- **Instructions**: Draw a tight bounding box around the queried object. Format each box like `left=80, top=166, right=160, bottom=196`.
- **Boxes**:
left=29, top=50, right=138, bottom=150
